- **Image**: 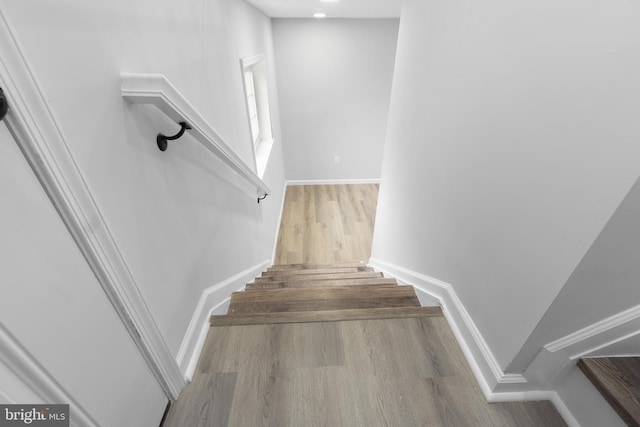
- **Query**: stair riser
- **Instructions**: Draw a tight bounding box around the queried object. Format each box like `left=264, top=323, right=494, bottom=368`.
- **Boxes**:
left=267, top=262, right=366, bottom=271
left=261, top=266, right=373, bottom=277
left=256, top=272, right=382, bottom=283
left=246, top=282, right=397, bottom=290
left=228, top=298, right=421, bottom=315
left=210, top=307, right=443, bottom=326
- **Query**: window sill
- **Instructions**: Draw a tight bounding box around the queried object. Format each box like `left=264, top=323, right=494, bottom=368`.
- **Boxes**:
left=255, top=138, right=274, bottom=179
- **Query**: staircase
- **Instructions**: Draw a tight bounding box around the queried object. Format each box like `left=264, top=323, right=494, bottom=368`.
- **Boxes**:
left=210, top=262, right=442, bottom=326
left=164, top=262, right=569, bottom=426
left=578, top=357, right=640, bottom=426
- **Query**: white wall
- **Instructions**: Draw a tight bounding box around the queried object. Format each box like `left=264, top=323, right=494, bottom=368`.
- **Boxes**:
left=272, top=19, right=398, bottom=181
left=0, top=122, right=166, bottom=426
left=510, top=176, right=640, bottom=371
left=0, top=0, right=286, bottom=423
left=1, top=0, right=285, bottom=357
left=372, top=0, right=640, bottom=371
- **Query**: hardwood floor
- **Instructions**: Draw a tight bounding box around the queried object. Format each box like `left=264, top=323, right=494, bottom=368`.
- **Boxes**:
left=163, top=185, right=567, bottom=427
left=274, top=184, right=379, bottom=265
left=165, top=316, right=566, bottom=426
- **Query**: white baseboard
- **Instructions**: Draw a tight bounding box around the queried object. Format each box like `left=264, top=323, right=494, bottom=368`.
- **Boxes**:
left=368, top=258, right=579, bottom=424
left=181, top=296, right=234, bottom=382
left=176, top=260, right=270, bottom=381
left=286, top=178, right=380, bottom=186
left=369, top=259, right=525, bottom=393
left=549, top=389, right=582, bottom=427
left=271, top=179, right=288, bottom=264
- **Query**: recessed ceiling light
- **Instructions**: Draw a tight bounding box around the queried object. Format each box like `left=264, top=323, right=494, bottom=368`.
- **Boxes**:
left=313, top=11, right=327, bottom=18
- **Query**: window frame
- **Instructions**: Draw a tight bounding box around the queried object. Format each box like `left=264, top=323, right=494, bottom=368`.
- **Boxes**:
left=240, top=55, right=274, bottom=179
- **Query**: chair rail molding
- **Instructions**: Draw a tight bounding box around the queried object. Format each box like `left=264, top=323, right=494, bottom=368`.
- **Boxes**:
left=545, top=303, right=640, bottom=354
left=0, top=8, right=184, bottom=399
left=120, top=73, right=271, bottom=202
left=520, top=302, right=640, bottom=395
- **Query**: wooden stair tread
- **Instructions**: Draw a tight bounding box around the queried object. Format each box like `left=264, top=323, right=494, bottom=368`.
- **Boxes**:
left=255, top=271, right=383, bottom=283
left=260, top=266, right=373, bottom=276
left=232, top=285, right=417, bottom=301
left=268, top=262, right=366, bottom=271
left=211, top=306, right=443, bottom=326
left=229, top=285, right=420, bottom=314
left=578, top=357, right=640, bottom=427
left=246, top=278, right=398, bottom=289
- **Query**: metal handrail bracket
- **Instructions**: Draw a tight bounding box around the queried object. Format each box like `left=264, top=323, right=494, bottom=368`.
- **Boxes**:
left=120, top=73, right=270, bottom=202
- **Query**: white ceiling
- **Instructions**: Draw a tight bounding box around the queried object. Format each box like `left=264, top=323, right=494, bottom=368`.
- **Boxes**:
left=245, top=0, right=402, bottom=19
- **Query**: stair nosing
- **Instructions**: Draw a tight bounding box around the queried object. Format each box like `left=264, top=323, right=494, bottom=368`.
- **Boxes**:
left=210, top=306, right=443, bottom=326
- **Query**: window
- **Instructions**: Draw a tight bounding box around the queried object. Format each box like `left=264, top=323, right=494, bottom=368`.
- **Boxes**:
left=241, top=55, right=273, bottom=178
left=244, top=71, right=260, bottom=145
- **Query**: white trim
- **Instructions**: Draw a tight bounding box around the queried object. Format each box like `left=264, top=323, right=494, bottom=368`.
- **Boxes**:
left=367, top=258, right=578, bottom=423
left=271, top=179, right=288, bottom=264
left=182, top=296, right=234, bottom=381
left=0, top=11, right=184, bottom=399
left=121, top=73, right=271, bottom=199
left=549, top=391, right=581, bottom=427
left=570, top=330, right=640, bottom=360
left=368, top=259, right=525, bottom=395
left=0, top=323, right=98, bottom=426
left=514, top=302, right=640, bottom=408
left=287, top=178, right=381, bottom=186
left=545, top=303, right=640, bottom=353
left=176, top=260, right=270, bottom=380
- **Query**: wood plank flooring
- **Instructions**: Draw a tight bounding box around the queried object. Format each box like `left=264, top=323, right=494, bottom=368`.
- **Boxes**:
left=274, top=184, right=379, bottom=265
left=163, top=185, right=567, bottom=427
left=165, top=316, right=566, bottom=426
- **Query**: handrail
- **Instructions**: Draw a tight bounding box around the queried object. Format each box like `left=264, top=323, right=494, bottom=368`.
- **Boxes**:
left=120, top=73, right=270, bottom=202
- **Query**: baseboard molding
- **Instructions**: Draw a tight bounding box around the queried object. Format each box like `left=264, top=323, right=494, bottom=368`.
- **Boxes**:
left=369, top=259, right=527, bottom=394
left=0, top=9, right=184, bottom=400
left=271, top=179, right=287, bottom=264
left=286, top=178, right=380, bottom=186
left=176, top=260, right=270, bottom=380
left=0, top=322, right=98, bottom=426
left=367, top=258, right=581, bottom=424
left=549, top=389, right=582, bottom=427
